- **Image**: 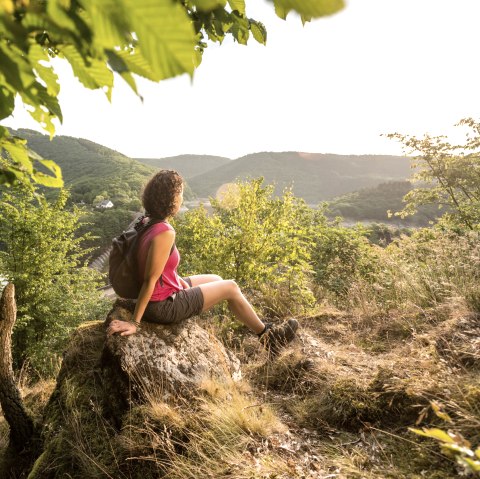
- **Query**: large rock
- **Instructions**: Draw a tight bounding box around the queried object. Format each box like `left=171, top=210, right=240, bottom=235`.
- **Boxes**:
left=101, top=300, right=242, bottom=421
left=25, top=301, right=243, bottom=478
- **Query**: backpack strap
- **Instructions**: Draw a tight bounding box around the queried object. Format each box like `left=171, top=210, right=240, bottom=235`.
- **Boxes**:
left=134, top=215, right=165, bottom=232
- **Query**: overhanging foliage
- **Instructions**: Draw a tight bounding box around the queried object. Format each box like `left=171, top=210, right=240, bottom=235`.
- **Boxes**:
left=0, top=0, right=345, bottom=188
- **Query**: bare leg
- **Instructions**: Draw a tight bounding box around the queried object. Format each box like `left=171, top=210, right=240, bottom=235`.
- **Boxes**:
left=188, top=274, right=222, bottom=286
left=197, top=280, right=265, bottom=334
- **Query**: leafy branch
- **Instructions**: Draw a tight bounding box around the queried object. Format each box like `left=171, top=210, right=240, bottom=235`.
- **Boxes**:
left=0, top=0, right=345, bottom=188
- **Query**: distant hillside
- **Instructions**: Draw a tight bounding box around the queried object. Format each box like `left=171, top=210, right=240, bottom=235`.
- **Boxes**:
left=13, top=130, right=415, bottom=209
left=187, top=152, right=411, bottom=203
left=136, top=154, right=230, bottom=179
left=328, top=181, right=440, bottom=226
left=14, top=129, right=194, bottom=208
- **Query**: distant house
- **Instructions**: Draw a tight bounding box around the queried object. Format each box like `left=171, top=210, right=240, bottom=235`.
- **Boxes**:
left=96, top=200, right=114, bottom=209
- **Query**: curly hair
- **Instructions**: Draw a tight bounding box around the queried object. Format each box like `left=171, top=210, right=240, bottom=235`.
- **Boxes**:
left=141, top=170, right=184, bottom=220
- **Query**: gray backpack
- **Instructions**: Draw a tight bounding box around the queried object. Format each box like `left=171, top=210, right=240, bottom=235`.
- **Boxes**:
left=108, top=217, right=166, bottom=299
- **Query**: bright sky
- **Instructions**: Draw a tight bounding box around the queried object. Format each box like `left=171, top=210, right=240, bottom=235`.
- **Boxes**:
left=4, top=0, right=480, bottom=159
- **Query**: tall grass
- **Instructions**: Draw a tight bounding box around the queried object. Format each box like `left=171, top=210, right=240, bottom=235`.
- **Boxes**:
left=345, top=230, right=480, bottom=316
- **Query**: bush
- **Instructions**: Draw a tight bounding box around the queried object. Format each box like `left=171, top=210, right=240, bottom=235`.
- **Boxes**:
left=0, top=186, right=110, bottom=375
left=174, top=179, right=316, bottom=317
left=310, top=213, right=379, bottom=299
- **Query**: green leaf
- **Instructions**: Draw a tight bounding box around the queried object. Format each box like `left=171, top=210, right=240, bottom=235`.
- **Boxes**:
left=105, top=48, right=145, bottom=92
left=273, top=3, right=289, bottom=20
left=2, top=137, right=33, bottom=174
left=250, top=20, right=267, bottom=45
left=228, top=0, right=245, bottom=14
left=60, top=45, right=114, bottom=100
left=19, top=83, right=63, bottom=136
left=409, top=428, right=455, bottom=443
left=270, top=0, right=345, bottom=20
left=28, top=44, right=60, bottom=97
left=231, top=13, right=249, bottom=45
left=46, top=0, right=78, bottom=32
left=119, top=71, right=139, bottom=96
left=441, top=443, right=474, bottom=457
left=192, top=0, right=227, bottom=12
left=81, top=0, right=130, bottom=49
left=301, top=13, right=313, bottom=25
left=30, top=153, right=63, bottom=188
left=431, top=400, right=453, bottom=423
left=37, top=158, right=63, bottom=178
left=462, top=457, right=480, bottom=472
left=19, top=11, right=50, bottom=31
left=113, top=48, right=163, bottom=82
left=0, top=42, right=28, bottom=92
left=0, top=133, right=63, bottom=188
left=121, top=0, right=198, bottom=80
left=0, top=85, right=14, bottom=119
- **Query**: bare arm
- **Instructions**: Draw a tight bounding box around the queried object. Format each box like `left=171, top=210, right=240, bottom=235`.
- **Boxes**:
left=107, top=229, right=175, bottom=336
left=132, top=229, right=175, bottom=323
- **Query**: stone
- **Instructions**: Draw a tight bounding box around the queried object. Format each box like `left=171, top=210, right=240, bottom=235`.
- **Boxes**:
left=101, top=300, right=242, bottom=413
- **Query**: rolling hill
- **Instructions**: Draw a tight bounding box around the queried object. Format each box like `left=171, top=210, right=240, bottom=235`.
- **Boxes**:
left=12, top=130, right=415, bottom=208
left=187, top=152, right=411, bottom=203
left=12, top=129, right=194, bottom=208
left=327, top=180, right=440, bottom=226
left=135, top=154, right=231, bottom=179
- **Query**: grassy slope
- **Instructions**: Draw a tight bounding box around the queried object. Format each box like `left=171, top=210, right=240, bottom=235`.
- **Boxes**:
left=188, top=152, right=411, bottom=203
left=2, top=299, right=478, bottom=478
left=14, top=129, right=195, bottom=204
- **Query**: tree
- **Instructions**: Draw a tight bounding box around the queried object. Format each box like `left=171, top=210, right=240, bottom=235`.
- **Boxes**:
left=174, top=178, right=316, bottom=316
left=0, top=186, right=108, bottom=374
left=0, top=0, right=345, bottom=188
left=0, top=284, right=35, bottom=451
left=387, top=118, right=480, bottom=230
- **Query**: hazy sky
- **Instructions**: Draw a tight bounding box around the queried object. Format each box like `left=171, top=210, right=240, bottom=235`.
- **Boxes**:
left=4, top=0, right=480, bottom=159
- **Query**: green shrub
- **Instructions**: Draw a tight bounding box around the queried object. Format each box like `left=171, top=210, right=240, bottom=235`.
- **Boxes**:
left=311, top=213, right=379, bottom=299
left=174, top=179, right=316, bottom=316
left=0, top=186, right=110, bottom=375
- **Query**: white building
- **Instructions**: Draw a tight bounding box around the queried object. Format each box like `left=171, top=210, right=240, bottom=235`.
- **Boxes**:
left=96, top=200, right=114, bottom=209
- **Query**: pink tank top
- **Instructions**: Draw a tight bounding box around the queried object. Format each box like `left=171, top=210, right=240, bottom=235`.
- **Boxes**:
left=137, top=221, right=183, bottom=301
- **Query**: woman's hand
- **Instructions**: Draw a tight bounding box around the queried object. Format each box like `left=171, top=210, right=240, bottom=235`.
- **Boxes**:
left=179, top=277, right=190, bottom=289
left=107, top=319, right=138, bottom=336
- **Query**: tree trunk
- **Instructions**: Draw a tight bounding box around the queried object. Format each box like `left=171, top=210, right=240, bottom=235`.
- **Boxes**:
left=0, top=283, right=34, bottom=450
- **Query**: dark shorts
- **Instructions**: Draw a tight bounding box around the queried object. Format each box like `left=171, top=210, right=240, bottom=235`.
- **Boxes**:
left=142, top=277, right=204, bottom=325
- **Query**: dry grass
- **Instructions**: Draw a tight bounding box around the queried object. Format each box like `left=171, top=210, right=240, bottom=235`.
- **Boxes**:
left=238, top=297, right=480, bottom=478
left=344, top=231, right=480, bottom=318
left=16, top=321, right=307, bottom=479
left=115, top=376, right=291, bottom=479
left=3, top=255, right=479, bottom=479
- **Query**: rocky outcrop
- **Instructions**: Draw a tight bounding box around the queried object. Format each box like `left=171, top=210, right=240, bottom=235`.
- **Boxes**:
left=101, top=300, right=242, bottom=424
left=5, top=299, right=242, bottom=478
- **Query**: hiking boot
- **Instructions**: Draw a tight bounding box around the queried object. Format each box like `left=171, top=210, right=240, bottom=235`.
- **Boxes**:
left=259, top=318, right=299, bottom=358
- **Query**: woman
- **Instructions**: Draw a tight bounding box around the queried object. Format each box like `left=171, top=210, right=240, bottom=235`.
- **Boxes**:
left=107, top=170, right=298, bottom=356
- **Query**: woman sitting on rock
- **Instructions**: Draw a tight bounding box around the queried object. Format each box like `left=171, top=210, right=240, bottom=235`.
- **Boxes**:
left=107, top=170, right=298, bottom=356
